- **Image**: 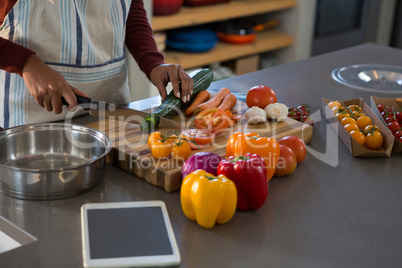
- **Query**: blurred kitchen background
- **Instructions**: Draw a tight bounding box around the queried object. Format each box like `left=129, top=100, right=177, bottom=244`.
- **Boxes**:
left=127, top=0, right=402, bottom=101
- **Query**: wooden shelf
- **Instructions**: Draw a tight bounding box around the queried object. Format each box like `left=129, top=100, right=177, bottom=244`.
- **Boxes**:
left=152, top=0, right=297, bottom=31
left=162, top=30, right=293, bottom=69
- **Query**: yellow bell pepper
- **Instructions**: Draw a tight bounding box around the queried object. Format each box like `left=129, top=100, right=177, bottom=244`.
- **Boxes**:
left=180, top=169, right=237, bottom=229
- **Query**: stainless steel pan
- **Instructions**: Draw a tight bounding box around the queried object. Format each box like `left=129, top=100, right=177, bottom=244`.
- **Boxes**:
left=0, top=123, right=112, bottom=200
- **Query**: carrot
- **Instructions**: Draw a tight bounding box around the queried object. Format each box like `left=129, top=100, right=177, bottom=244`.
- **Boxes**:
left=185, top=90, right=210, bottom=116
left=194, top=87, right=231, bottom=114
left=217, top=94, right=237, bottom=112
left=232, top=114, right=241, bottom=122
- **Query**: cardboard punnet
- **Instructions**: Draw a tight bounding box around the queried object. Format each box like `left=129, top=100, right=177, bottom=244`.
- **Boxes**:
left=370, top=96, right=402, bottom=153
left=322, top=98, right=394, bottom=157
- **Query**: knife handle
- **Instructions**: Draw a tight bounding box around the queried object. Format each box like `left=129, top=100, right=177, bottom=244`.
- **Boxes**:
left=61, top=95, right=92, bottom=110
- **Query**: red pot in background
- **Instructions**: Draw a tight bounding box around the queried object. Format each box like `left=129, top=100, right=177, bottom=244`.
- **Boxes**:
left=153, top=0, right=183, bottom=16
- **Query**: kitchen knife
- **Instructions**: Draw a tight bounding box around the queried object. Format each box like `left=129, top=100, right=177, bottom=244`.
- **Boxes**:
left=62, top=95, right=182, bottom=129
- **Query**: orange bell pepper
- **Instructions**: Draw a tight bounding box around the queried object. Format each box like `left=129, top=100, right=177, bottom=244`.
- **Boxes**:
left=226, top=132, right=280, bottom=180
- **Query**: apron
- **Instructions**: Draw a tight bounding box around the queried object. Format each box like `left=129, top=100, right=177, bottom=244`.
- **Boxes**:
left=0, top=0, right=132, bottom=128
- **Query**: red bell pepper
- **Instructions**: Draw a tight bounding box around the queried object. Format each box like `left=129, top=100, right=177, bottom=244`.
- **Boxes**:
left=217, top=153, right=268, bottom=211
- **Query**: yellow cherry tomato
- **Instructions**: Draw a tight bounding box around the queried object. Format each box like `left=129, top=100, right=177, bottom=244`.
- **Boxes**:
left=346, top=104, right=363, bottom=113
left=148, top=132, right=163, bottom=148
left=364, top=124, right=381, bottom=134
left=328, top=101, right=341, bottom=110
left=336, top=112, right=350, bottom=121
left=171, top=141, right=192, bottom=161
left=341, top=117, right=357, bottom=126
left=350, top=110, right=363, bottom=120
left=350, top=130, right=366, bottom=146
left=332, top=106, right=342, bottom=114
left=344, top=123, right=360, bottom=133
left=356, top=115, right=373, bottom=129
left=150, top=139, right=172, bottom=159
left=365, top=131, right=383, bottom=149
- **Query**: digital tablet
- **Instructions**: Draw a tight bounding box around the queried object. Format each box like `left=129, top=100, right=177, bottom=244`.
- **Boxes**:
left=81, top=201, right=180, bottom=267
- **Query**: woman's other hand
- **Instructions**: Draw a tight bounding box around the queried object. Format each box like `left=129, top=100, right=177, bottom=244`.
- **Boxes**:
left=150, top=64, right=194, bottom=103
left=22, top=55, right=88, bottom=113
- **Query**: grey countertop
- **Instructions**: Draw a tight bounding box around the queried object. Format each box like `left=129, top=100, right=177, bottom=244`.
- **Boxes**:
left=1, top=43, right=402, bottom=268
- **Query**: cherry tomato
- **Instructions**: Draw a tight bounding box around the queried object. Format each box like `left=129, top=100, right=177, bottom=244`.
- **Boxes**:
left=377, top=104, right=387, bottom=113
left=332, top=106, right=342, bottom=115
left=171, top=141, right=192, bottom=161
left=385, top=116, right=398, bottom=124
left=365, top=131, right=383, bottom=149
left=346, top=104, right=363, bottom=113
left=394, top=130, right=402, bottom=145
left=246, top=85, right=277, bottom=109
left=387, top=121, right=401, bottom=134
left=336, top=112, right=350, bottom=121
left=350, top=130, right=365, bottom=146
left=288, top=107, right=302, bottom=120
left=148, top=132, right=163, bottom=148
left=328, top=101, right=341, bottom=110
left=364, top=124, right=381, bottom=133
left=394, top=130, right=402, bottom=140
left=396, top=111, right=402, bottom=125
left=297, top=104, right=310, bottom=113
left=344, top=123, right=360, bottom=133
left=274, top=145, right=297, bottom=177
left=277, top=135, right=306, bottom=164
left=356, top=115, right=372, bottom=129
left=150, top=140, right=172, bottom=159
left=341, top=117, right=357, bottom=126
left=302, top=115, right=314, bottom=126
left=195, top=108, right=231, bottom=134
left=350, top=110, right=363, bottom=120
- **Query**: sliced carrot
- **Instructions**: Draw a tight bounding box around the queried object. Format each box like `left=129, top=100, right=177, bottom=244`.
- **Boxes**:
left=217, top=94, right=237, bottom=112
left=225, top=110, right=241, bottom=123
left=231, top=114, right=241, bottom=122
left=185, top=90, right=210, bottom=116
left=194, top=87, right=231, bottom=114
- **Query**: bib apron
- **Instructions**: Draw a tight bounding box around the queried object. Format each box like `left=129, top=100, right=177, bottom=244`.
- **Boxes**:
left=0, top=0, right=132, bottom=128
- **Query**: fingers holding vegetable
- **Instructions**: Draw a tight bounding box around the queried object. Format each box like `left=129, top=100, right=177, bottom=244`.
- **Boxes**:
left=150, top=64, right=194, bottom=103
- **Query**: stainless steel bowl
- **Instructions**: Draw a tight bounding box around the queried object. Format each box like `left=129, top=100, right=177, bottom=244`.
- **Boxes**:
left=0, top=123, right=112, bottom=200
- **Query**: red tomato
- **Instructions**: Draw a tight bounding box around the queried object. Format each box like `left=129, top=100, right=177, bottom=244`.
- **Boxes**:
left=246, top=85, right=277, bottom=109
left=396, top=111, right=402, bottom=125
left=377, top=104, right=387, bottom=113
left=395, top=130, right=402, bottom=144
left=385, top=116, right=398, bottom=124
left=277, top=136, right=306, bottom=164
left=274, top=145, right=297, bottom=177
left=180, top=129, right=215, bottom=150
left=388, top=121, right=401, bottom=134
left=195, top=108, right=231, bottom=134
left=394, top=130, right=402, bottom=141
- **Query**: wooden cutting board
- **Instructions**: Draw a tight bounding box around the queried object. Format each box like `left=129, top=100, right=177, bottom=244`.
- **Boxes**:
left=86, top=101, right=313, bottom=192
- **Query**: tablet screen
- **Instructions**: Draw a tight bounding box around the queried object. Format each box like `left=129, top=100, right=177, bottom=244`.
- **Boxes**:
left=86, top=206, right=173, bottom=259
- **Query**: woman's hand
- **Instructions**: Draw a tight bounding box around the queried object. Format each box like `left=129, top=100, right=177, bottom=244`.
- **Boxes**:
left=22, top=55, right=88, bottom=114
left=150, top=64, right=194, bottom=103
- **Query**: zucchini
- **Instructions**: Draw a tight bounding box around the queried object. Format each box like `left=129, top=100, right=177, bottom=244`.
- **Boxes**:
left=141, top=68, right=213, bottom=133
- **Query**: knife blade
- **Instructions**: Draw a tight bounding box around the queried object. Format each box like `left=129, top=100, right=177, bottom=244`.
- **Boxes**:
left=63, top=95, right=182, bottom=129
